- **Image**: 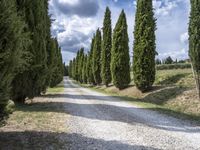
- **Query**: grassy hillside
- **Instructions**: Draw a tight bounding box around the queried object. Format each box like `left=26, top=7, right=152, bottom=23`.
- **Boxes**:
left=83, top=69, right=200, bottom=123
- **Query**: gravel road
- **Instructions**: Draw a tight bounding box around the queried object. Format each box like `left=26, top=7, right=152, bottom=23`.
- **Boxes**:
left=63, top=77, right=200, bottom=150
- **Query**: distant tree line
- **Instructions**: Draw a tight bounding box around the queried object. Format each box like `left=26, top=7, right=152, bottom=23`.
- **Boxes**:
left=68, top=0, right=200, bottom=99
left=156, top=56, right=190, bottom=65
left=0, top=0, right=63, bottom=113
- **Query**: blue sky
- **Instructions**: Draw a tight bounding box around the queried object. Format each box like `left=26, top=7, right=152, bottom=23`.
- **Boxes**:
left=49, top=0, right=190, bottom=64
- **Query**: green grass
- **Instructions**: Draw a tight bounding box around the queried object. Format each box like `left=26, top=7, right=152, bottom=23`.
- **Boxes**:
left=0, top=82, right=68, bottom=149
left=79, top=69, right=200, bottom=124
left=46, top=81, right=64, bottom=94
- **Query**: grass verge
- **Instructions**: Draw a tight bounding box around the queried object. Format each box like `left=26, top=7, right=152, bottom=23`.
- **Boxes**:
left=0, top=82, right=69, bottom=149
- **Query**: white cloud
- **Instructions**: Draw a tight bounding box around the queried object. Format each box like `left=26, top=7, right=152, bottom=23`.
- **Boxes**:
left=180, top=32, right=189, bottom=44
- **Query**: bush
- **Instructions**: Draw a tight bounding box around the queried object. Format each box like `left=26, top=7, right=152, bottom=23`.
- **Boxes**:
left=156, top=63, right=191, bottom=70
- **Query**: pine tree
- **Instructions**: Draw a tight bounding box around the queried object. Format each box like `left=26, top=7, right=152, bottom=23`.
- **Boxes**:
left=111, top=10, right=130, bottom=89
left=101, top=7, right=112, bottom=87
left=189, top=0, right=200, bottom=98
left=93, top=29, right=102, bottom=85
left=0, top=0, right=30, bottom=111
left=133, top=0, right=156, bottom=92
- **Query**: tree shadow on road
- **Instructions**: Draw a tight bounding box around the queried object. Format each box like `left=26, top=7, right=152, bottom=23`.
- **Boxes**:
left=0, top=131, right=161, bottom=150
left=16, top=101, right=200, bottom=133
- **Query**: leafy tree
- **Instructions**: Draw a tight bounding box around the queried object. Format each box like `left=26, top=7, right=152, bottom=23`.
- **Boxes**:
left=92, top=29, right=102, bottom=85
left=156, top=59, right=162, bottom=65
left=111, top=10, right=130, bottom=89
left=189, top=0, right=200, bottom=98
left=163, top=56, right=174, bottom=64
left=133, top=0, right=156, bottom=92
left=0, top=0, right=30, bottom=111
left=101, top=7, right=112, bottom=87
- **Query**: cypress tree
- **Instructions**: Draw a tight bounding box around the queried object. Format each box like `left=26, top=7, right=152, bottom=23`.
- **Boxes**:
left=101, top=7, right=112, bottom=87
left=12, top=0, right=50, bottom=102
left=92, top=29, right=102, bottom=85
left=133, top=0, right=156, bottom=92
left=82, top=55, right=88, bottom=84
left=69, top=60, right=73, bottom=78
left=72, top=58, right=76, bottom=79
left=0, top=0, right=30, bottom=111
left=189, top=0, right=200, bottom=98
left=88, top=36, right=96, bottom=85
left=50, top=40, right=63, bottom=87
left=111, top=10, right=130, bottom=89
left=78, top=48, right=84, bottom=83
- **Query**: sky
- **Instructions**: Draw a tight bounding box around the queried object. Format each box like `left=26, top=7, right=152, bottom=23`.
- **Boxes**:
left=49, top=0, right=190, bottom=64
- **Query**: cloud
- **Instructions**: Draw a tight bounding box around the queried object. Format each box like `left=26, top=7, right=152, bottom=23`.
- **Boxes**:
left=50, top=0, right=191, bottom=64
left=51, top=0, right=99, bottom=17
left=180, top=32, right=189, bottom=44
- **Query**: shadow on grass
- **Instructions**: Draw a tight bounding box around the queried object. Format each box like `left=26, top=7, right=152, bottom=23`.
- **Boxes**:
left=142, top=86, right=188, bottom=105
left=156, top=73, right=190, bottom=85
left=0, top=132, right=161, bottom=150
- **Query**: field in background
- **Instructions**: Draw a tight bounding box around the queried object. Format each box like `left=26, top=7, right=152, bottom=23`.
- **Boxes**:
left=84, top=69, right=200, bottom=123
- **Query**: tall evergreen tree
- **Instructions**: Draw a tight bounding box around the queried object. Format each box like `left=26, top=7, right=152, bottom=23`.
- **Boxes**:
left=133, top=0, right=156, bottom=92
left=78, top=48, right=84, bottom=83
left=87, top=36, right=96, bottom=85
left=72, top=58, right=76, bottom=79
left=0, top=0, right=30, bottom=111
left=92, top=29, right=102, bottom=85
left=82, top=55, right=88, bottom=84
left=101, top=7, right=112, bottom=87
left=69, top=60, right=73, bottom=78
left=111, top=10, right=130, bottom=89
left=189, top=0, right=200, bottom=98
left=12, top=0, right=50, bottom=102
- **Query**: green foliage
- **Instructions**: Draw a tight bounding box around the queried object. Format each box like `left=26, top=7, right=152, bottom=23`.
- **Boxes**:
left=82, top=55, right=88, bottom=84
left=189, top=0, right=200, bottom=98
left=156, top=63, right=191, bottom=70
left=87, top=36, right=96, bottom=85
left=0, top=0, right=30, bottom=111
left=163, top=56, right=174, bottom=64
left=69, top=60, right=73, bottom=78
left=101, top=7, right=112, bottom=87
left=92, top=29, right=102, bottom=85
left=78, top=48, right=84, bottom=83
left=133, top=0, right=156, bottom=92
left=111, top=10, right=130, bottom=89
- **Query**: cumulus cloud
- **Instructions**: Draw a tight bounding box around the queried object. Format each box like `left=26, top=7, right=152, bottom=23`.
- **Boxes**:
left=50, top=0, right=191, bottom=63
left=51, top=0, right=99, bottom=17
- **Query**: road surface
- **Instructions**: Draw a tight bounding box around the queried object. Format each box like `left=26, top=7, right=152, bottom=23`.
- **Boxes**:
left=63, top=77, right=200, bottom=150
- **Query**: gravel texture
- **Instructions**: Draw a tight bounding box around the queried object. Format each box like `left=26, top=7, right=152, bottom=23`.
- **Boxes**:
left=64, top=77, right=200, bottom=150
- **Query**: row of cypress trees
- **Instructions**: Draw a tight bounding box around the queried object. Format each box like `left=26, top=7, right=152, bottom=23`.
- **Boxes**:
left=69, top=0, right=200, bottom=99
left=68, top=1, right=156, bottom=91
left=0, top=0, right=63, bottom=113
left=68, top=7, right=131, bottom=89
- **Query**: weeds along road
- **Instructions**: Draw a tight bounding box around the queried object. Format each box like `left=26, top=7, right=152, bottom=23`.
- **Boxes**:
left=63, top=77, right=200, bottom=150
